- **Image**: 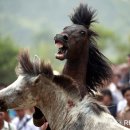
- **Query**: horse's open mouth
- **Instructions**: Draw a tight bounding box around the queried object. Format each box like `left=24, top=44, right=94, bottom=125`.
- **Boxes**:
left=55, top=40, right=68, bottom=60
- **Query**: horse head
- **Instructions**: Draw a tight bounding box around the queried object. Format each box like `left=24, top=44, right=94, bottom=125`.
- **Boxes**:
left=54, top=4, right=112, bottom=94
left=0, top=50, right=82, bottom=129
left=54, top=4, right=96, bottom=61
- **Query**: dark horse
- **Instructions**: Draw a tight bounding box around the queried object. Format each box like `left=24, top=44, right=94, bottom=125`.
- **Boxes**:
left=54, top=4, right=112, bottom=97
left=33, top=3, right=112, bottom=129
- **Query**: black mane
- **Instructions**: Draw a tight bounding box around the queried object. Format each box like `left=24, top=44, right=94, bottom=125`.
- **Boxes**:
left=70, top=4, right=96, bottom=29
left=70, top=4, right=112, bottom=93
left=87, top=41, right=112, bottom=93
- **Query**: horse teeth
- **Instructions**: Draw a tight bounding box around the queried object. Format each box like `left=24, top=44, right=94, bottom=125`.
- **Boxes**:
left=55, top=43, right=63, bottom=48
left=55, top=53, right=64, bottom=57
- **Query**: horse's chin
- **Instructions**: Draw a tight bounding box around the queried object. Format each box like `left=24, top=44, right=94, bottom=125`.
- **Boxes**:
left=0, top=100, right=8, bottom=112
left=33, top=107, right=47, bottom=127
left=33, top=116, right=46, bottom=127
left=55, top=53, right=66, bottom=60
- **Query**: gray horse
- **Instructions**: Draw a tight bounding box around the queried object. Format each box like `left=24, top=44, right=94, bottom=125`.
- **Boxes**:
left=0, top=51, right=129, bottom=130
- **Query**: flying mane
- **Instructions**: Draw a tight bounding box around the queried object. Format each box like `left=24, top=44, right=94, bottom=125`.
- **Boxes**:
left=70, top=4, right=112, bottom=93
left=16, top=50, right=81, bottom=99
left=16, top=50, right=53, bottom=79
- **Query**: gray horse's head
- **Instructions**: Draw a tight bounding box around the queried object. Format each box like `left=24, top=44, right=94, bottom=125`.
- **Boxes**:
left=0, top=50, right=53, bottom=111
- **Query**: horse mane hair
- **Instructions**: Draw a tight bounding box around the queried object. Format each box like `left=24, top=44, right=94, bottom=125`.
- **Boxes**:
left=70, top=4, right=96, bottom=29
left=16, top=50, right=81, bottom=98
left=16, top=50, right=53, bottom=78
left=70, top=4, right=112, bottom=93
left=87, top=41, right=112, bottom=93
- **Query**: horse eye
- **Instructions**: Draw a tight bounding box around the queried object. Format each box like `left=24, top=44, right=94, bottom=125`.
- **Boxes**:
left=80, top=31, right=86, bottom=36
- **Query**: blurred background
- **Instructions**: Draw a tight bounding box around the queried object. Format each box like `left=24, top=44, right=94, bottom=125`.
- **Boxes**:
left=0, top=0, right=130, bottom=83
left=0, top=0, right=130, bottom=129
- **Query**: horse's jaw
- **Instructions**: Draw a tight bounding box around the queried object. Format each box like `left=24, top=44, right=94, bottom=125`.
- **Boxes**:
left=36, top=93, right=74, bottom=130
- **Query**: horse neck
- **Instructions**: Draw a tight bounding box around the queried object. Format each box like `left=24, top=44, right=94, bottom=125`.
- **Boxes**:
left=37, top=81, right=70, bottom=130
left=63, top=43, right=89, bottom=95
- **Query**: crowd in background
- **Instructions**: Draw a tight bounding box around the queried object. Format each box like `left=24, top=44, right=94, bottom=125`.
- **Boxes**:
left=0, top=105, right=48, bottom=130
left=0, top=54, right=130, bottom=130
left=100, top=54, right=130, bottom=128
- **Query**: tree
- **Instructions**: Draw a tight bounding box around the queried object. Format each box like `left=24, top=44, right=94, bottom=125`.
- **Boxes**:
left=94, top=25, right=130, bottom=63
left=0, top=37, right=18, bottom=84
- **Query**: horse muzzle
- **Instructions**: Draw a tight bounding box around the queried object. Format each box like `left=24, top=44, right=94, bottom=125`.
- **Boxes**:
left=54, top=34, right=69, bottom=60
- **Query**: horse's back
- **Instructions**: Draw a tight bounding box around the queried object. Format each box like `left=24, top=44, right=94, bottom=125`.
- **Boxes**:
left=83, top=112, right=129, bottom=130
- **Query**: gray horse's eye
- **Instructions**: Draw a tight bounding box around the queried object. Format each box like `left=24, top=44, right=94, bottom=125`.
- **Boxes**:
left=80, top=31, right=86, bottom=36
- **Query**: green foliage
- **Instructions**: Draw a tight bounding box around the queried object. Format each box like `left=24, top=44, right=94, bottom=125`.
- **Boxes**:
left=94, top=25, right=130, bottom=63
left=0, top=37, right=18, bottom=84
left=32, top=42, right=64, bottom=72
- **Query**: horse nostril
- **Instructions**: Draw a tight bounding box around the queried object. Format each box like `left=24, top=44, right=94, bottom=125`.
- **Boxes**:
left=63, top=35, right=68, bottom=41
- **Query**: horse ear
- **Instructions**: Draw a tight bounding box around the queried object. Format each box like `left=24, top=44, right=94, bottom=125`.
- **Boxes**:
left=33, top=55, right=41, bottom=73
left=33, top=55, right=40, bottom=63
left=33, top=74, right=42, bottom=85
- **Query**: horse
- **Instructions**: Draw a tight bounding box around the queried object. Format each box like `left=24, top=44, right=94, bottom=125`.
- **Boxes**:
left=54, top=4, right=112, bottom=97
left=35, top=3, right=114, bottom=128
left=0, top=51, right=129, bottom=130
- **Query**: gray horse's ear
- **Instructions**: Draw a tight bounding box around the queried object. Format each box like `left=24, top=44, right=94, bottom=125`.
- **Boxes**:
left=33, top=74, right=42, bottom=85
left=33, top=55, right=41, bottom=73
